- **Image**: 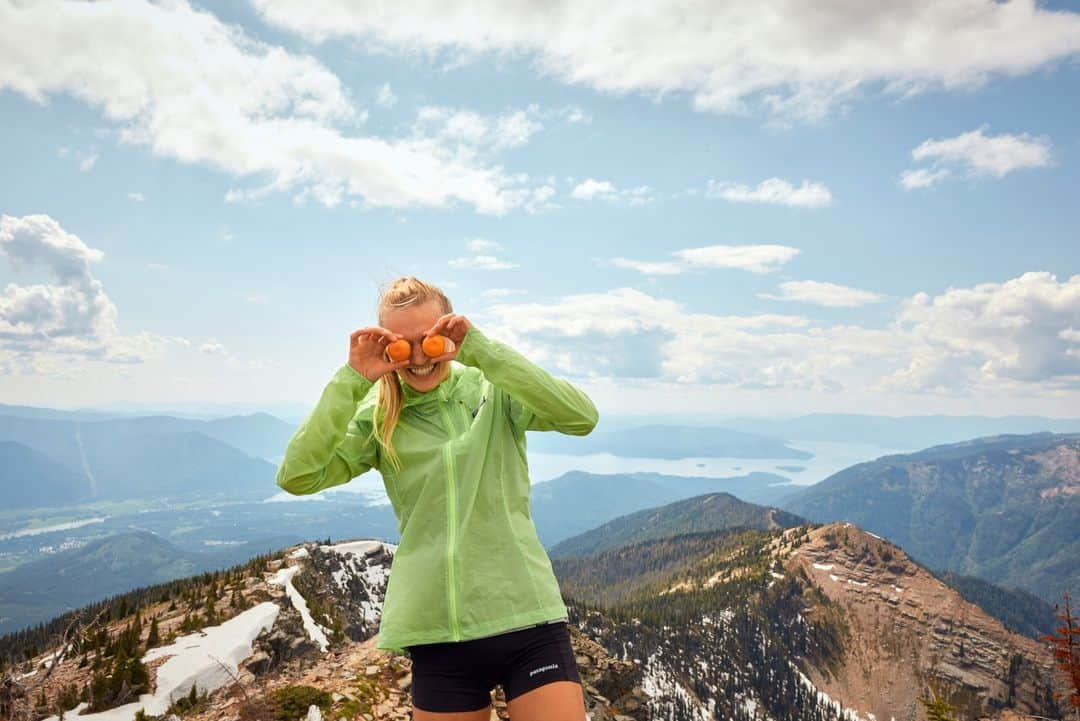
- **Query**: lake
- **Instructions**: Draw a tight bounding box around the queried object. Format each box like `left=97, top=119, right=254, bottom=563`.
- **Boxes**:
left=525, top=440, right=908, bottom=487
left=265, top=439, right=908, bottom=505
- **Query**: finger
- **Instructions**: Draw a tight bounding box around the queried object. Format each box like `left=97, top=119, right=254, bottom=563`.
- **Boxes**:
left=356, top=326, right=399, bottom=344
left=426, top=313, right=455, bottom=337
left=353, top=326, right=383, bottom=341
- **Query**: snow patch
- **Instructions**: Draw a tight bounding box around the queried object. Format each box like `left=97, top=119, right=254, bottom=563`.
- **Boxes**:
left=41, top=602, right=279, bottom=721
left=640, top=646, right=710, bottom=720
left=813, top=562, right=834, bottom=571
left=321, top=539, right=389, bottom=556
left=794, top=665, right=872, bottom=721
left=317, top=541, right=391, bottom=622
left=271, top=566, right=330, bottom=652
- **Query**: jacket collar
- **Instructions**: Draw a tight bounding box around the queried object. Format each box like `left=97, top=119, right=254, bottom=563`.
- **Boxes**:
left=398, top=364, right=458, bottom=407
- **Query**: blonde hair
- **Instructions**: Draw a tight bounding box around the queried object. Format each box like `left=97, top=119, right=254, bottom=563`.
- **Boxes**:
left=371, top=276, right=453, bottom=472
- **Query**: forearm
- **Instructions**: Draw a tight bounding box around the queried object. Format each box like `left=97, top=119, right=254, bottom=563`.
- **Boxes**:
left=455, top=326, right=598, bottom=435
left=275, top=364, right=376, bottom=495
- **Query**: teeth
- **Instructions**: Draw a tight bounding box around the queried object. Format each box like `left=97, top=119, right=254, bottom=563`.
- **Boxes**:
left=409, top=363, right=437, bottom=376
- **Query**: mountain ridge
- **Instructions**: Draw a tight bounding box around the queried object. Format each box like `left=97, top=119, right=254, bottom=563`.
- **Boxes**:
left=780, top=431, right=1080, bottom=603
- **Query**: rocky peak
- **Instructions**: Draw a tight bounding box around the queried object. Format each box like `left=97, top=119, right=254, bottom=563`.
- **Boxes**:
left=773, top=522, right=1065, bottom=721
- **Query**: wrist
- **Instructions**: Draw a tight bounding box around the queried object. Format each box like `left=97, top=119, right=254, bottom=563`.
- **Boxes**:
left=339, top=363, right=377, bottom=387
left=456, top=326, right=489, bottom=367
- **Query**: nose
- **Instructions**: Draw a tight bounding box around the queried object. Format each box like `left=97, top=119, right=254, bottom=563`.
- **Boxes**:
left=411, top=342, right=429, bottom=366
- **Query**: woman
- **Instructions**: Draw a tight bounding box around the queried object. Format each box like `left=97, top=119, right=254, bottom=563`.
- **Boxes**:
left=276, top=276, right=599, bottom=720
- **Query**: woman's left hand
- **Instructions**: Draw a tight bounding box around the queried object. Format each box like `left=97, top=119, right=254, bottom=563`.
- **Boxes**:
left=424, top=313, right=472, bottom=362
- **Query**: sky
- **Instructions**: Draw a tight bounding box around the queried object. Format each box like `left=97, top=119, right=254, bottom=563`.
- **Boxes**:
left=1, top=0, right=1079, bottom=419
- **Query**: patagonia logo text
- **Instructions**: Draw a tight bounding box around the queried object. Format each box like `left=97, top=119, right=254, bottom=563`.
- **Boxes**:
left=528, top=663, right=559, bottom=677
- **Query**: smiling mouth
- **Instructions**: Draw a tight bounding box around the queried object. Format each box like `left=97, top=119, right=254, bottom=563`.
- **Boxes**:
left=408, top=362, right=438, bottom=378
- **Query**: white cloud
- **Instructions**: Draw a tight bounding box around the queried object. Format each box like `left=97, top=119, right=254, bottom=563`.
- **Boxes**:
left=466, top=237, right=502, bottom=252
left=0, top=214, right=185, bottom=369
left=888, top=271, right=1080, bottom=391
left=899, top=168, right=951, bottom=189
left=705, top=178, right=832, bottom=208
left=0, top=1, right=545, bottom=215
left=478, top=287, right=891, bottom=388
left=474, top=273, right=1080, bottom=396
left=200, top=340, right=228, bottom=356
left=673, top=244, right=800, bottom=274
left=449, top=255, right=519, bottom=270
left=414, top=104, right=543, bottom=151
left=570, top=178, right=652, bottom=206
left=251, top=0, right=1080, bottom=122
left=127, top=192, right=146, bottom=202
left=759, top=280, right=885, bottom=307
left=449, top=238, right=518, bottom=270
left=611, top=258, right=686, bottom=276
left=58, top=147, right=99, bottom=172
left=146, top=262, right=168, bottom=271
left=376, top=82, right=397, bottom=108
left=525, top=184, right=557, bottom=213
left=570, top=179, right=613, bottom=200
left=480, top=288, right=526, bottom=299
left=614, top=244, right=800, bottom=276
left=902, top=126, right=1053, bottom=189
left=560, top=106, right=590, bottom=124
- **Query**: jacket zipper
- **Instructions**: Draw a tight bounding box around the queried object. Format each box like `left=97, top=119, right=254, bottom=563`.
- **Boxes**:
left=438, top=402, right=462, bottom=641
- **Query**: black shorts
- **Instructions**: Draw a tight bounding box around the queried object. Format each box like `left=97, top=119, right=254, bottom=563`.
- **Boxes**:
left=405, top=620, right=583, bottom=712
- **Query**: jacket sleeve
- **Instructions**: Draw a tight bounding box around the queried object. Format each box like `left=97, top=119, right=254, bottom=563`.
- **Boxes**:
left=275, top=363, right=380, bottom=495
left=455, top=325, right=599, bottom=437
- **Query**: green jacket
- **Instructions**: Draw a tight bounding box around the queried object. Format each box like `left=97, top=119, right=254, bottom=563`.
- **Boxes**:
left=275, top=326, right=599, bottom=654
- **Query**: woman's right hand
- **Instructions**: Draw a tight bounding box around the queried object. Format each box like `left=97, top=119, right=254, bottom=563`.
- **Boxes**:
left=349, top=327, right=411, bottom=382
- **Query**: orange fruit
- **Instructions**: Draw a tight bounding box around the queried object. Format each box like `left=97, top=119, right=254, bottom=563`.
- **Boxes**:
left=422, top=335, right=455, bottom=358
left=385, top=338, right=411, bottom=362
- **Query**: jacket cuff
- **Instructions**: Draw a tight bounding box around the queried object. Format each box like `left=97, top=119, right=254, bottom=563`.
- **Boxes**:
left=335, top=363, right=376, bottom=398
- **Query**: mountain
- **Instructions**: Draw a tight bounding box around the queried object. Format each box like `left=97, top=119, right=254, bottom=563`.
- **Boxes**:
left=0, top=531, right=295, bottom=635
left=705, top=413, right=1080, bottom=450
left=527, top=423, right=812, bottom=459
left=0, top=441, right=90, bottom=508
left=0, top=413, right=281, bottom=505
left=0, top=539, right=644, bottom=721
left=548, top=491, right=804, bottom=559
left=773, top=523, right=1064, bottom=719
left=780, top=432, right=1080, bottom=603
left=530, top=470, right=797, bottom=547
left=200, top=411, right=297, bottom=459
left=552, top=521, right=1066, bottom=720
left=0, top=404, right=131, bottom=422
left=2, top=520, right=1071, bottom=720
left=929, top=569, right=1058, bottom=640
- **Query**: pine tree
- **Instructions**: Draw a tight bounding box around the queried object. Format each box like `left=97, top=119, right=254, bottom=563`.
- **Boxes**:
left=146, top=617, right=160, bottom=648
left=918, top=678, right=959, bottom=721
left=1042, top=590, right=1080, bottom=717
